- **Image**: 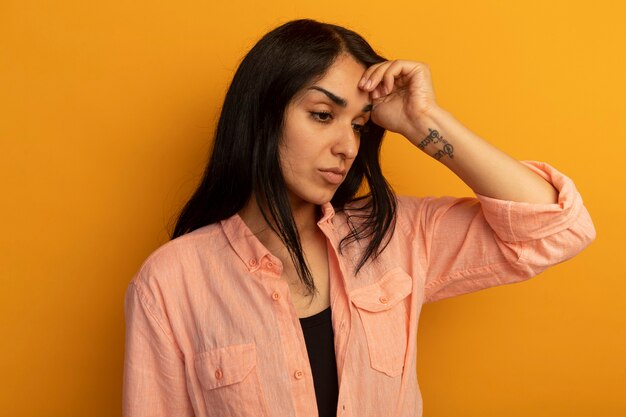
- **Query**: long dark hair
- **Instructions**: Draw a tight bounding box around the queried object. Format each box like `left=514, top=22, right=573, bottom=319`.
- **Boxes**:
left=172, top=19, right=396, bottom=295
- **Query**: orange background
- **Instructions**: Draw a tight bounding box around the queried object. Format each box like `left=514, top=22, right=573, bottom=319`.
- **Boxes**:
left=1, top=1, right=624, bottom=416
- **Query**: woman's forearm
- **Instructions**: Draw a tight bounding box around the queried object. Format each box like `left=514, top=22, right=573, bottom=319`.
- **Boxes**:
left=405, top=105, right=559, bottom=204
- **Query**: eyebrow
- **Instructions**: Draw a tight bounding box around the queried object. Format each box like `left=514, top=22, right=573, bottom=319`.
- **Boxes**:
left=308, top=86, right=372, bottom=113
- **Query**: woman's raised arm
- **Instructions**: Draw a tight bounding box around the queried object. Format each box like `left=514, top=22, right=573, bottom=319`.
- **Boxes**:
left=360, top=60, right=559, bottom=204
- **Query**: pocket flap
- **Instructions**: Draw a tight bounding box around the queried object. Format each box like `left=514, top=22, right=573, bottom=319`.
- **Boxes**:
left=194, top=343, right=257, bottom=390
left=350, top=267, right=413, bottom=312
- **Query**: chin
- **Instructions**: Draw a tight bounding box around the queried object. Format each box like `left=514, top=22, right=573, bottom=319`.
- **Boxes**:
left=286, top=179, right=341, bottom=207
left=295, top=190, right=336, bottom=207
left=306, top=196, right=334, bottom=206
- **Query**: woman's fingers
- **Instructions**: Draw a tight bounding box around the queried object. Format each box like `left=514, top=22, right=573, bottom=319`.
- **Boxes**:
left=382, top=60, right=404, bottom=94
left=362, top=61, right=396, bottom=99
left=358, top=61, right=387, bottom=89
left=360, top=60, right=423, bottom=98
left=359, top=60, right=393, bottom=92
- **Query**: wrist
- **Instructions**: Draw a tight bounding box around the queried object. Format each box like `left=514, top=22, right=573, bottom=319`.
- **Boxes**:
left=406, top=106, right=462, bottom=163
left=405, top=105, right=449, bottom=144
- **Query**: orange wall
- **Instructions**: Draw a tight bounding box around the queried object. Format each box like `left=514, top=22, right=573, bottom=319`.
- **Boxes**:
left=1, top=1, right=624, bottom=416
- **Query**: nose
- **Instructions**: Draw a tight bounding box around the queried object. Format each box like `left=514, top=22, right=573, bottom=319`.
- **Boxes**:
left=331, top=123, right=360, bottom=161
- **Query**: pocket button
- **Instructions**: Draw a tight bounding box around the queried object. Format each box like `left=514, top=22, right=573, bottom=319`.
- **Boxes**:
left=379, top=296, right=389, bottom=304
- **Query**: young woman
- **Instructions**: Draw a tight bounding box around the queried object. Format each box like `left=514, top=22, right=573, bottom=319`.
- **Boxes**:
left=123, top=19, right=595, bottom=417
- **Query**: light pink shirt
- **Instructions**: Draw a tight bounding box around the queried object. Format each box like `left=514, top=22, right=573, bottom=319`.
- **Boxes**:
left=123, top=161, right=595, bottom=417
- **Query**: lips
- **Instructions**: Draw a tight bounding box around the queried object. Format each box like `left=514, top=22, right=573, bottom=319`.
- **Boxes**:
left=319, top=168, right=346, bottom=185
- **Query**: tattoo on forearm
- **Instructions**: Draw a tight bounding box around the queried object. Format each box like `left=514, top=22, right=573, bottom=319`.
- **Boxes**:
left=417, top=128, right=439, bottom=149
left=417, top=128, right=454, bottom=160
left=433, top=143, right=454, bottom=160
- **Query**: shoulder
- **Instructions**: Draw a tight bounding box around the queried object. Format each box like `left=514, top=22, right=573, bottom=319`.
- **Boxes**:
left=337, top=195, right=431, bottom=238
left=339, top=195, right=426, bottom=214
left=394, top=195, right=429, bottom=235
left=393, top=194, right=481, bottom=238
left=131, top=222, right=225, bottom=288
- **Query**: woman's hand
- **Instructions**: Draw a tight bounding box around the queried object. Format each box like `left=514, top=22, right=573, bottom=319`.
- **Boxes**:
left=359, top=60, right=438, bottom=141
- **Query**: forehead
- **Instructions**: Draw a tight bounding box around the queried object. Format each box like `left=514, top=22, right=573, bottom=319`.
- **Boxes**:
left=317, top=54, right=367, bottom=85
left=293, top=54, right=369, bottom=105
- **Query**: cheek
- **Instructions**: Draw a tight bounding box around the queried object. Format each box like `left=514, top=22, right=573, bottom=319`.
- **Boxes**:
left=279, top=115, right=329, bottom=171
left=278, top=143, right=306, bottom=182
left=281, top=135, right=320, bottom=164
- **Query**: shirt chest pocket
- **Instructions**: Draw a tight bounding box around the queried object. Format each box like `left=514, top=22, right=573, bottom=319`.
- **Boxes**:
left=194, top=343, right=269, bottom=417
left=350, top=267, right=413, bottom=377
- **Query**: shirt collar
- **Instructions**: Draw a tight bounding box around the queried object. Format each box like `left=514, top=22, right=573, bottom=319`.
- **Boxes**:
left=220, top=203, right=337, bottom=271
left=220, top=213, right=271, bottom=272
left=317, top=202, right=336, bottom=225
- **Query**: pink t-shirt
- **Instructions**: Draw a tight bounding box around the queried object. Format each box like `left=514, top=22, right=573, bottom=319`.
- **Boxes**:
left=123, top=161, right=595, bottom=417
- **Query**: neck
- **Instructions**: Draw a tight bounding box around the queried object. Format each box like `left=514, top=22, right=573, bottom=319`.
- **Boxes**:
left=238, top=196, right=320, bottom=248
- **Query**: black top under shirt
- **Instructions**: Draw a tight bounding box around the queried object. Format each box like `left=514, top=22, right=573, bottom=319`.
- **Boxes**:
left=299, top=306, right=339, bottom=417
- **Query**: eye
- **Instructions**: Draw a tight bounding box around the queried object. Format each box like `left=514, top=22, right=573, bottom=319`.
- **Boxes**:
left=353, top=119, right=371, bottom=134
left=310, top=111, right=333, bottom=123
